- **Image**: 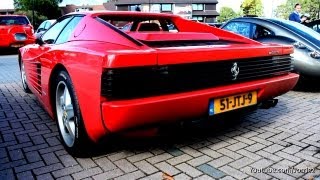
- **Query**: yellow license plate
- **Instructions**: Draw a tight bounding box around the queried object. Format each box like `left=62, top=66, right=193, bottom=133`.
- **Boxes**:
left=209, top=91, right=257, bottom=115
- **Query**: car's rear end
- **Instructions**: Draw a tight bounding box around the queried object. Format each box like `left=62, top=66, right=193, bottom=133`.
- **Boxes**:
left=0, top=15, right=35, bottom=48
left=66, top=12, right=299, bottom=141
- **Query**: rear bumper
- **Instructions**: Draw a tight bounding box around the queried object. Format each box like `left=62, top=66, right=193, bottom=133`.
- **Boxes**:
left=0, top=34, right=34, bottom=48
left=101, top=73, right=299, bottom=133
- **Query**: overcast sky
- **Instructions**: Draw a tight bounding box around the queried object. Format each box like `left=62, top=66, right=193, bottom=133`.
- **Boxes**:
left=0, top=0, right=14, bottom=9
left=59, top=0, right=109, bottom=6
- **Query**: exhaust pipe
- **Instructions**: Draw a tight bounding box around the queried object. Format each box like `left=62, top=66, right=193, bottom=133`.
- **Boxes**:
left=260, top=99, right=278, bottom=109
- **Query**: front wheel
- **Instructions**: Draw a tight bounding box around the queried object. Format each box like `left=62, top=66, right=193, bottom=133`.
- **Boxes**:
left=55, top=70, right=91, bottom=156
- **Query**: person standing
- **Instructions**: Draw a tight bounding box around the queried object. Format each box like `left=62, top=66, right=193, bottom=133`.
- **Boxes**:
left=289, top=3, right=308, bottom=23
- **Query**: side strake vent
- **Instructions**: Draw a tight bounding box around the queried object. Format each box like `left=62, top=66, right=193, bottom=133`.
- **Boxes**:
left=101, top=55, right=293, bottom=100
left=27, top=62, right=42, bottom=95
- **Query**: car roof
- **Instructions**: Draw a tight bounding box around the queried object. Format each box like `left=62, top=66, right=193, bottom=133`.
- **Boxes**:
left=0, top=15, right=28, bottom=17
left=67, top=11, right=180, bottom=18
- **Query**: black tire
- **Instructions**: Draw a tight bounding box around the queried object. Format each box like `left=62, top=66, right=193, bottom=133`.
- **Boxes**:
left=20, top=60, right=31, bottom=93
left=54, top=70, right=91, bottom=156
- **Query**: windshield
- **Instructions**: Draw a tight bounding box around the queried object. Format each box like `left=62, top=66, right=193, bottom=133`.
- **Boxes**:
left=0, top=16, right=29, bottom=25
left=268, top=18, right=320, bottom=45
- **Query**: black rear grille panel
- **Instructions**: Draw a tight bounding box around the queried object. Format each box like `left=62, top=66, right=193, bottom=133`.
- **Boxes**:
left=101, top=55, right=293, bottom=100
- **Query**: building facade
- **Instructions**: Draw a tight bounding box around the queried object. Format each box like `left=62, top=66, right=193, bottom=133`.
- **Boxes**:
left=104, top=0, right=219, bottom=23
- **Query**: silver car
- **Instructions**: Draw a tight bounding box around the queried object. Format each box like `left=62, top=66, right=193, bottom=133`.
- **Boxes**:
left=221, top=17, right=320, bottom=78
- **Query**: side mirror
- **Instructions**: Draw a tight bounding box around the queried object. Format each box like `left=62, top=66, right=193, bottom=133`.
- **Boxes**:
left=37, top=28, right=46, bottom=33
left=35, top=35, right=45, bottom=46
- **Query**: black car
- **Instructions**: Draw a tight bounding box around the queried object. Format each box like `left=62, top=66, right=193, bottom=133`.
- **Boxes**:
left=221, top=17, right=320, bottom=78
left=305, top=19, right=320, bottom=33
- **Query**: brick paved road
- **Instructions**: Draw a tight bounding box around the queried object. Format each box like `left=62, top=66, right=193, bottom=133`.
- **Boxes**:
left=0, top=54, right=319, bottom=180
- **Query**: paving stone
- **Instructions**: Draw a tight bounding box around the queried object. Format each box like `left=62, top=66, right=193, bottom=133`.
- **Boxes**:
left=154, top=162, right=180, bottom=176
left=0, top=169, right=15, bottom=180
left=217, top=148, right=242, bottom=160
left=146, top=153, right=173, bottom=164
left=208, top=141, right=230, bottom=151
left=256, top=150, right=283, bottom=162
left=249, top=159, right=274, bottom=169
left=114, top=159, right=138, bottom=173
left=197, top=164, right=225, bottom=179
left=16, top=171, right=34, bottom=180
left=14, top=161, right=45, bottom=173
left=176, top=163, right=202, bottom=177
left=36, top=173, right=54, bottom=180
left=208, top=156, right=233, bottom=168
left=174, top=173, right=192, bottom=180
left=93, top=168, right=124, bottom=180
left=25, top=151, right=41, bottom=163
left=127, top=152, right=154, bottom=163
left=167, top=154, right=193, bottom=166
left=229, top=157, right=255, bottom=169
left=140, top=172, right=162, bottom=180
left=134, top=160, right=158, bottom=175
left=187, top=155, right=212, bottom=167
left=220, top=165, right=248, bottom=179
left=275, top=151, right=302, bottom=163
left=166, top=148, right=185, bottom=157
left=33, top=163, right=64, bottom=175
left=52, top=165, right=83, bottom=178
left=236, top=149, right=262, bottom=161
left=72, top=167, right=103, bottom=180
left=94, top=157, right=116, bottom=172
left=199, top=147, right=222, bottom=159
left=76, top=158, right=96, bottom=169
left=194, top=174, right=215, bottom=180
left=9, top=149, right=24, bottom=161
left=180, top=146, right=203, bottom=157
left=108, top=151, right=134, bottom=161
left=245, top=143, right=266, bottom=152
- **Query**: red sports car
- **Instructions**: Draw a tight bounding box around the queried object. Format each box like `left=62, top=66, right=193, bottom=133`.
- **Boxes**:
left=0, top=15, right=35, bottom=48
left=19, top=11, right=299, bottom=156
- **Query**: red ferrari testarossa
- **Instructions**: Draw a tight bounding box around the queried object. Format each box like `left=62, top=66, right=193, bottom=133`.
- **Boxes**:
left=19, top=11, right=299, bottom=155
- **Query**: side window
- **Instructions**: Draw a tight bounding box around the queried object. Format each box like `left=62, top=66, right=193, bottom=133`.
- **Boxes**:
left=42, top=17, right=72, bottom=44
left=223, top=22, right=252, bottom=38
left=55, top=16, right=83, bottom=44
left=253, top=25, right=274, bottom=40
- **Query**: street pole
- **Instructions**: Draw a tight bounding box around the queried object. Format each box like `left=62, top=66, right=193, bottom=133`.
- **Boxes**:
left=149, top=0, right=151, bottom=12
left=32, top=0, right=35, bottom=27
left=318, top=0, right=320, bottom=19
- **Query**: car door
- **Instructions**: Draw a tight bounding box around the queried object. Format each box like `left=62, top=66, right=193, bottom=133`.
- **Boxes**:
left=23, top=16, right=73, bottom=98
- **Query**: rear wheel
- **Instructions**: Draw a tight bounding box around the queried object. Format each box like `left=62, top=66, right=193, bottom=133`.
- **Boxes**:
left=55, top=70, right=91, bottom=156
left=20, top=60, right=31, bottom=93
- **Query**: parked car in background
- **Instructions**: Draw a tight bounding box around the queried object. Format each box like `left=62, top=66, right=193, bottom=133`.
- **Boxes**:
left=207, top=22, right=224, bottom=28
left=35, top=19, right=56, bottom=38
left=221, top=17, right=320, bottom=79
left=19, top=11, right=298, bottom=156
left=0, top=15, right=35, bottom=48
left=305, top=19, right=320, bottom=33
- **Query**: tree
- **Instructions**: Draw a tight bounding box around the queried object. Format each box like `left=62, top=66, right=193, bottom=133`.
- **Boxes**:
left=240, top=0, right=263, bottom=16
left=275, top=0, right=319, bottom=20
left=14, top=0, right=62, bottom=28
left=217, top=7, right=239, bottom=22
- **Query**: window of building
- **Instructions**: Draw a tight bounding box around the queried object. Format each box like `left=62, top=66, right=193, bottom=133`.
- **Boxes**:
left=192, top=4, right=204, bottom=11
left=205, top=4, right=216, bottom=10
left=161, top=4, right=172, bottom=12
left=192, top=16, right=204, bottom=22
left=129, top=5, right=141, bottom=11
